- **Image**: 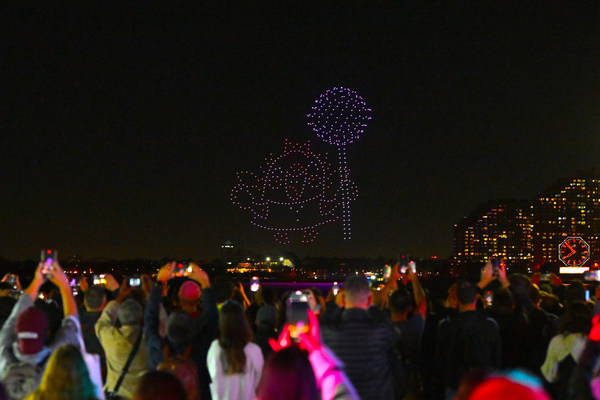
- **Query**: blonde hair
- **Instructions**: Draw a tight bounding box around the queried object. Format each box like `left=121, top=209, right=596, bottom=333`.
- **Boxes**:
left=26, top=345, right=97, bottom=400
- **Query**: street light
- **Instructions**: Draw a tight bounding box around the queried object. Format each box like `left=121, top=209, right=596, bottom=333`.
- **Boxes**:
left=266, top=257, right=271, bottom=262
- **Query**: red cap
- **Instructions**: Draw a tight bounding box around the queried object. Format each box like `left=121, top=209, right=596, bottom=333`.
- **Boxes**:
left=16, top=307, right=48, bottom=355
left=179, top=281, right=201, bottom=301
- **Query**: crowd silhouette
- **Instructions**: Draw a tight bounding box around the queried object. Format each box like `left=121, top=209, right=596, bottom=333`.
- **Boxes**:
left=1, top=258, right=599, bottom=400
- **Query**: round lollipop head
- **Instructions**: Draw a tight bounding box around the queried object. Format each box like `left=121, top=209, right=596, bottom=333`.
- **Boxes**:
left=307, top=87, right=372, bottom=147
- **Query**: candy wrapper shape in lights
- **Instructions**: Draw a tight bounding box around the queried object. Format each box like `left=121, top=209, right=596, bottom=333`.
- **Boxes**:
left=231, top=140, right=357, bottom=244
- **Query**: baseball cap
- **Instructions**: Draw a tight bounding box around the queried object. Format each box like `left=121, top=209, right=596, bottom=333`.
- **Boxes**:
left=16, top=307, right=48, bottom=355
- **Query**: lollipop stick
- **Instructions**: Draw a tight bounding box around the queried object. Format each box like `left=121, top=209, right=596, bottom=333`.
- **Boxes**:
left=338, top=146, right=351, bottom=240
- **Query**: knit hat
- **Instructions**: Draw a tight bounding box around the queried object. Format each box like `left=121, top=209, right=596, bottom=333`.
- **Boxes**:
left=179, top=281, right=201, bottom=301
left=16, top=307, right=48, bottom=355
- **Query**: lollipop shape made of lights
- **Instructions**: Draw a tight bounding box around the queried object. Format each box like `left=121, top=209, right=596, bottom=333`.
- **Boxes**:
left=307, top=87, right=371, bottom=240
left=307, top=86, right=372, bottom=147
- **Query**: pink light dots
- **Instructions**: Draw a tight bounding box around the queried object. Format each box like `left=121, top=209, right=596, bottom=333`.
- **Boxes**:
left=307, top=87, right=371, bottom=239
left=231, top=140, right=348, bottom=244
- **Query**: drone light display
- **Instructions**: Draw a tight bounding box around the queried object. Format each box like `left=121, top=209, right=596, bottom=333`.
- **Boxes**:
left=231, top=140, right=355, bottom=244
left=307, top=87, right=372, bottom=239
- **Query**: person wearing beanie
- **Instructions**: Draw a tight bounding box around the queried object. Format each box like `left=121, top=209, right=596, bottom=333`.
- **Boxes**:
left=144, top=262, right=218, bottom=400
left=0, top=260, right=80, bottom=400
left=95, top=279, right=149, bottom=400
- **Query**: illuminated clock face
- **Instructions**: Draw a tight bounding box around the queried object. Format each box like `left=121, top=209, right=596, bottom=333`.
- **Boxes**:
left=559, top=237, right=590, bottom=267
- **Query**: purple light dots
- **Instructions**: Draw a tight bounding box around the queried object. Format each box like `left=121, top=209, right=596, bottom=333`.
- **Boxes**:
left=307, top=87, right=371, bottom=240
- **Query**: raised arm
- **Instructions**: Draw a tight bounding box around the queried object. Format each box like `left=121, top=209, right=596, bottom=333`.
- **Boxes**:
left=48, top=261, right=78, bottom=317
left=377, top=263, right=401, bottom=308
left=407, top=264, right=427, bottom=317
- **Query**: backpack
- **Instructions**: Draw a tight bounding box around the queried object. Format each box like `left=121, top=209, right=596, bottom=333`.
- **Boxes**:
left=157, top=344, right=200, bottom=400
left=2, top=361, right=44, bottom=400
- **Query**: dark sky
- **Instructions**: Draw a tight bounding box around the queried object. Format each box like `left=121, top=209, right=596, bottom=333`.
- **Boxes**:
left=2, top=2, right=600, bottom=261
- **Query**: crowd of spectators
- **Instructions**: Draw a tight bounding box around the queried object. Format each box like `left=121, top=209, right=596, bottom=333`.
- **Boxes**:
left=1, top=257, right=600, bottom=400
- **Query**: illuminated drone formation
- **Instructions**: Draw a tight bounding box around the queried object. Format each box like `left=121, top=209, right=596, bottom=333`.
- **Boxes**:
left=231, top=140, right=354, bottom=244
left=307, top=87, right=371, bottom=239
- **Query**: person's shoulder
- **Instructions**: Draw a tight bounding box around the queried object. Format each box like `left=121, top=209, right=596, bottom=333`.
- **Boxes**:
left=367, top=305, right=392, bottom=322
left=245, top=342, right=263, bottom=358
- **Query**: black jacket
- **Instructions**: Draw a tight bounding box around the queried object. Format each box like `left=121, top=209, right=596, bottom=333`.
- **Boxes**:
left=320, top=304, right=400, bottom=400
left=436, top=309, right=502, bottom=390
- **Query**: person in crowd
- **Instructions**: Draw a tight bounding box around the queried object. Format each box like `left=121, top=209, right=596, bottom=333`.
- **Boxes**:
left=233, top=282, right=252, bottom=310
left=304, top=287, right=324, bottom=318
left=541, top=301, right=592, bottom=399
left=0, top=261, right=80, bottom=400
left=258, top=309, right=359, bottom=400
left=132, top=370, right=187, bottom=400
left=95, top=279, right=148, bottom=400
left=207, top=299, right=264, bottom=400
left=212, top=276, right=236, bottom=310
left=436, top=277, right=502, bottom=400
left=24, top=344, right=98, bottom=400
left=79, top=283, right=113, bottom=379
left=319, top=273, right=399, bottom=400
left=146, top=262, right=217, bottom=400
left=389, top=263, right=427, bottom=399
left=0, top=283, right=17, bottom=330
left=253, top=301, right=279, bottom=360
left=508, top=273, right=557, bottom=375
left=487, top=286, right=528, bottom=370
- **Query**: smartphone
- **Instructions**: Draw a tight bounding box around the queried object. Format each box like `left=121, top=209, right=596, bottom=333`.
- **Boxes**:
left=129, top=275, right=142, bottom=287
left=92, top=274, right=106, bottom=285
left=250, top=276, right=260, bottom=292
left=408, top=261, right=416, bottom=273
left=40, top=249, right=57, bottom=277
left=174, top=262, right=189, bottom=277
left=484, top=290, right=493, bottom=307
left=491, top=258, right=501, bottom=277
left=540, top=273, right=552, bottom=281
left=586, top=290, right=591, bottom=301
left=332, top=282, right=340, bottom=296
left=383, top=265, right=391, bottom=281
left=286, top=290, right=310, bottom=340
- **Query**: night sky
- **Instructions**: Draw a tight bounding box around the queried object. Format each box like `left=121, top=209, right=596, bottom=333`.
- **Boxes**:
left=2, top=3, right=600, bottom=261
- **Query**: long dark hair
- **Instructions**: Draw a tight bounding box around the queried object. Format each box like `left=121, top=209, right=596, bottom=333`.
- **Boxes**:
left=219, top=300, right=252, bottom=374
left=257, top=345, right=319, bottom=400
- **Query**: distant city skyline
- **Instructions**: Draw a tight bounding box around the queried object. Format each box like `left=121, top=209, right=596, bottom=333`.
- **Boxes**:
left=453, top=171, right=600, bottom=270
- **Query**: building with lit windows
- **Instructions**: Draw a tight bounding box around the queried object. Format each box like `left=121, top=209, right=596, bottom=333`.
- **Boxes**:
left=453, top=200, right=532, bottom=265
left=531, top=173, right=600, bottom=270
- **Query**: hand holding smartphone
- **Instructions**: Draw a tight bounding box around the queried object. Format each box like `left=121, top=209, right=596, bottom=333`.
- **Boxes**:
left=128, top=275, right=141, bottom=287
left=40, top=249, right=57, bottom=278
left=332, top=282, right=340, bottom=296
left=286, top=290, right=310, bottom=341
left=250, top=276, right=260, bottom=292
